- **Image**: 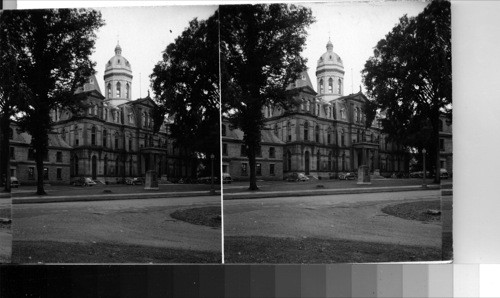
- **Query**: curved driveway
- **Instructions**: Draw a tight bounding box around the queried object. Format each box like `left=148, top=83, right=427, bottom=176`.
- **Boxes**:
left=224, top=190, right=441, bottom=247
left=13, top=196, right=221, bottom=252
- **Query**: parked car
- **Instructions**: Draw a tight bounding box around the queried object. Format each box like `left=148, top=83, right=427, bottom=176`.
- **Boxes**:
left=72, top=177, right=96, bottom=186
left=10, top=177, right=19, bottom=188
left=285, top=172, right=309, bottom=182
left=222, top=173, right=232, bottom=184
left=338, top=172, right=357, bottom=180
left=126, top=177, right=143, bottom=185
left=440, top=168, right=449, bottom=179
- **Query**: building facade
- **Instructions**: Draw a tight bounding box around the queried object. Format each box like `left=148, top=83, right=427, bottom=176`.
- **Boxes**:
left=261, top=40, right=409, bottom=179
left=222, top=122, right=284, bottom=181
left=10, top=43, right=196, bottom=185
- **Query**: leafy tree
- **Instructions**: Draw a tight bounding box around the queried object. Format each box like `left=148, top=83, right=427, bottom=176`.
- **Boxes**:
left=150, top=12, right=220, bottom=176
left=362, top=0, right=451, bottom=182
left=220, top=4, right=314, bottom=190
left=0, top=9, right=104, bottom=194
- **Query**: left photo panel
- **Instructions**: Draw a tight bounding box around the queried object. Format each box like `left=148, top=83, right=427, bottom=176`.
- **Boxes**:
left=0, top=6, right=221, bottom=263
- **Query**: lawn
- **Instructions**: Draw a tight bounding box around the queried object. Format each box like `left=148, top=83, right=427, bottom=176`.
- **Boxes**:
left=225, top=236, right=441, bottom=263
left=381, top=199, right=441, bottom=222
left=170, top=206, right=221, bottom=228
left=12, top=240, right=221, bottom=264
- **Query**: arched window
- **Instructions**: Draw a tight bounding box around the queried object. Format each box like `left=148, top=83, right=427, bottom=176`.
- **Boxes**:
left=126, top=83, right=130, bottom=99
left=319, top=79, right=324, bottom=94
left=300, top=99, right=305, bottom=111
left=274, top=124, right=278, bottom=136
left=116, top=82, right=121, bottom=98
left=103, top=129, right=107, bottom=147
left=315, top=125, right=320, bottom=143
left=222, top=125, right=226, bottom=136
left=327, top=128, right=332, bottom=144
left=61, top=128, right=66, bottom=141
left=107, top=83, right=111, bottom=98
left=328, top=78, right=333, bottom=93
left=93, top=105, right=98, bottom=116
left=91, top=126, right=96, bottom=146
left=340, top=108, right=346, bottom=119
left=306, top=101, right=310, bottom=112
left=338, top=78, right=342, bottom=94
left=304, top=122, right=309, bottom=141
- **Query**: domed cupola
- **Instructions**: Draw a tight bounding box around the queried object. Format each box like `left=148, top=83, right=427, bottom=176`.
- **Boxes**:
left=104, top=42, right=133, bottom=103
left=316, top=38, right=345, bottom=101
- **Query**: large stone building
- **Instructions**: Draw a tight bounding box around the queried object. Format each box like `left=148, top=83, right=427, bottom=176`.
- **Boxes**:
left=224, top=39, right=452, bottom=180
left=10, top=43, right=196, bottom=185
left=261, top=39, right=408, bottom=179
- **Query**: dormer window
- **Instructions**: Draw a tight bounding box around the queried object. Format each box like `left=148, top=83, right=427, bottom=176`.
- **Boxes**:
left=117, top=59, right=121, bottom=64
left=329, top=55, right=332, bottom=60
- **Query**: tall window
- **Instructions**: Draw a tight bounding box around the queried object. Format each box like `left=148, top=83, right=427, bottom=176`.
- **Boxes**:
left=28, top=148, right=34, bottom=160
left=116, top=82, right=121, bottom=97
left=223, top=143, right=228, bottom=155
left=9, top=128, right=13, bottom=139
left=222, top=125, right=226, bottom=136
left=304, top=122, right=309, bottom=141
left=328, top=78, right=333, bottom=93
left=316, top=151, right=321, bottom=171
left=56, top=152, right=62, bottom=162
left=319, top=79, right=324, bottom=93
left=328, top=151, right=333, bottom=170
left=338, top=78, right=342, bottom=94
left=57, top=168, right=62, bottom=180
left=315, top=125, right=320, bottom=143
left=9, top=147, right=14, bottom=160
left=91, top=126, right=96, bottom=145
left=241, top=163, right=248, bottom=176
left=107, top=83, right=111, bottom=98
left=103, top=129, right=107, bottom=147
left=341, top=130, right=345, bottom=146
left=269, top=147, right=275, bottom=158
left=104, top=156, right=108, bottom=176
left=74, top=125, right=79, bottom=146
left=126, top=83, right=130, bottom=99
left=270, top=164, right=275, bottom=175
left=274, top=124, right=278, bottom=136
left=287, top=150, right=292, bottom=171
left=439, top=120, right=443, bottom=132
left=287, top=121, right=292, bottom=141
left=115, top=134, right=119, bottom=149
left=440, top=138, right=445, bottom=151
left=240, top=145, right=247, bottom=157
left=61, top=128, right=66, bottom=141
left=256, top=163, right=262, bottom=176
left=129, top=138, right=132, bottom=151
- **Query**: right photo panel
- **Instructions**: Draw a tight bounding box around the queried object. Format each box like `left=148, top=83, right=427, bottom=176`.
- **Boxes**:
left=220, top=1, right=452, bottom=263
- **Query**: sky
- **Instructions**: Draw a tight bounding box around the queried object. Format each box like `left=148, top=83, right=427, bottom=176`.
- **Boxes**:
left=89, top=5, right=217, bottom=100
left=300, top=1, right=428, bottom=95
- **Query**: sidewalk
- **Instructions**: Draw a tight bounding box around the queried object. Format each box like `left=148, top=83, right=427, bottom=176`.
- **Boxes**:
left=13, top=190, right=221, bottom=204
left=223, top=184, right=440, bottom=200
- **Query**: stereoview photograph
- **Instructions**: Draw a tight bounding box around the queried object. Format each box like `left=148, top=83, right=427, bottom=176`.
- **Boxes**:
left=221, top=1, right=452, bottom=263
left=0, top=6, right=221, bottom=263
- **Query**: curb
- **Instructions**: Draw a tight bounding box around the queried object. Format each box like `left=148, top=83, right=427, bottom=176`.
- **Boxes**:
left=13, top=191, right=221, bottom=205
left=223, top=185, right=440, bottom=200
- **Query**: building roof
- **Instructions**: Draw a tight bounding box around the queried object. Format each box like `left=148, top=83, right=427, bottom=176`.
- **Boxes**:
left=223, top=123, right=285, bottom=145
left=104, top=42, right=132, bottom=74
left=287, top=71, right=316, bottom=95
left=11, top=126, right=72, bottom=149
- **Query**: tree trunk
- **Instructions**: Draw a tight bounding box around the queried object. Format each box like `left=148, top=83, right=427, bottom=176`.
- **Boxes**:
left=0, top=115, right=11, bottom=192
left=247, top=145, right=258, bottom=191
left=35, top=150, right=46, bottom=195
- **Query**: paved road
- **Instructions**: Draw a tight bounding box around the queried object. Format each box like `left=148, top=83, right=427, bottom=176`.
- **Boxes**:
left=13, top=196, right=221, bottom=252
left=224, top=190, right=441, bottom=247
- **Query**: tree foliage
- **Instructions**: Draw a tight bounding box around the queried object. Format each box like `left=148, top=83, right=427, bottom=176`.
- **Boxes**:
left=220, top=4, right=314, bottom=189
left=150, top=12, right=220, bottom=167
left=0, top=9, right=104, bottom=194
left=362, top=0, right=451, bottom=181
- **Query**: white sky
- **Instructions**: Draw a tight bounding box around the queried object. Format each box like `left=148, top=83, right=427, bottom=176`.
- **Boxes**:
left=301, top=1, right=428, bottom=95
left=90, top=5, right=217, bottom=100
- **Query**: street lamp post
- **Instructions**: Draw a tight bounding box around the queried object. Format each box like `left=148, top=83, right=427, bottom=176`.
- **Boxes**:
left=210, top=154, right=215, bottom=195
left=422, top=148, right=427, bottom=188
